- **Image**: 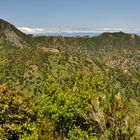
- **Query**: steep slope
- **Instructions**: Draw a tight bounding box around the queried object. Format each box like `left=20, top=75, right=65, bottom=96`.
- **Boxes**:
left=0, top=19, right=28, bottom=47
left=0, top=19, right=139, bottom=98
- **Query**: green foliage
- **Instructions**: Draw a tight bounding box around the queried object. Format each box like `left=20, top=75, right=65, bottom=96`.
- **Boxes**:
left=0, top=20, right=140, bottom=139
left=0, top=84, right=37, bottom=140
left=35, top=75, right=140, bottom=139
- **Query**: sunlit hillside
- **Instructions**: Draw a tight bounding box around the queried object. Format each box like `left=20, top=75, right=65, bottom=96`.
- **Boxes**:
left=0, top=19, right=140, bottom=140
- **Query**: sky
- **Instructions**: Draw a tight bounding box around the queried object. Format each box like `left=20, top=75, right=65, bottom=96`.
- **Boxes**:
left=0, top=0, right=140, bottom=34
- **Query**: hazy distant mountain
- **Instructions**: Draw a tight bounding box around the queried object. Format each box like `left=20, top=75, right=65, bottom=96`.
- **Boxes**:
left=34, top=32, right=100, bottom=37
left=34, top=32, right=140, bottom=37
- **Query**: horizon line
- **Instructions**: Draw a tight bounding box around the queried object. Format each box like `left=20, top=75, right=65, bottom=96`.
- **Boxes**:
left=18, top=27, right=140, bottom=34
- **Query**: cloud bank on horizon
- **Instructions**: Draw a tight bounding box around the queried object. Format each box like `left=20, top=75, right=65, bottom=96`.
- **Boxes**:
left=18, top=27, right=140, bottom=35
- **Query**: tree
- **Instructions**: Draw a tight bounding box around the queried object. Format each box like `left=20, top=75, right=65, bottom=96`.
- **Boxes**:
left=0, top=84, right=37, bottom=140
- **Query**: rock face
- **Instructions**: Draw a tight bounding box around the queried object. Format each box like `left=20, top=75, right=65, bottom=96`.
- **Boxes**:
left=0, top=19, right=27, bottom=47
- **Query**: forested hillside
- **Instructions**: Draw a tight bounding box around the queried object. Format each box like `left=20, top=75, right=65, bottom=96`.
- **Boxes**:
left=0, top=19, right=140, bottom=140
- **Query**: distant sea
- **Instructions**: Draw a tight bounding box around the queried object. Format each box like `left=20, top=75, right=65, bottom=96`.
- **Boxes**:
left=34, top=33, right=100, bottom=37
left=34, top=32, right=140, bottom=37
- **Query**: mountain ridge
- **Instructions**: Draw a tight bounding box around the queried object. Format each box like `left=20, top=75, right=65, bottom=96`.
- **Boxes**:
left=0, top=19, right=29, bottom=48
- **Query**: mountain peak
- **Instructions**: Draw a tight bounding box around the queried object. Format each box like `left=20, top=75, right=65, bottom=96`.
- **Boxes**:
left=101, top=31, right=127, bottom=36
left=0, top=19, right=16, bottom=31
left=0, top=19, right=27, bottom=48
left=100, top=31, right=137, bottom=39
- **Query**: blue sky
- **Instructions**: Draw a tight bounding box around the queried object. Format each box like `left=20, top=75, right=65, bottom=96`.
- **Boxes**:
left=1, top=0, right=140, bottom=33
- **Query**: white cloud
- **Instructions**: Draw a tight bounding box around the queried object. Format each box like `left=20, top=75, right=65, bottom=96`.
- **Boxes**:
left=18, top=27, right=140, bottom=34
left=18, top=27, right=45, bottom=34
